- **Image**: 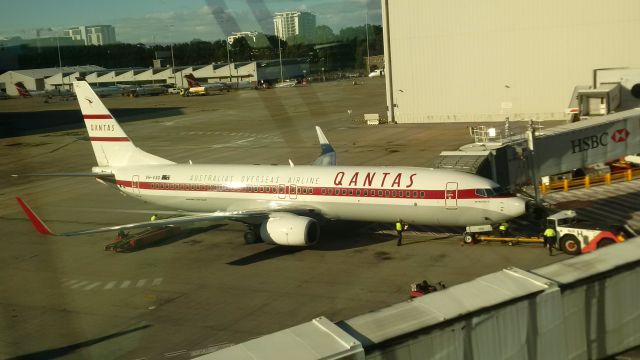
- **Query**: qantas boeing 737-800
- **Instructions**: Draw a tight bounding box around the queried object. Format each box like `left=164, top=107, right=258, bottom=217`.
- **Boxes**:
left=16, top=81, right=526, bottom=246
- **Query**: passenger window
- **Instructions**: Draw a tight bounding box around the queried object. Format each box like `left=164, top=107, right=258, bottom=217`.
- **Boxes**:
left=420, top=191, right=425, bottom=198
left=399, top=191, right=403, bottom=198
left=392, top=190, right=397, bottom=197
left=363, top=190, right=368, bottom=196
left=342, top=189, right=347, bottom=195
left=385, top=190, right=390, bottom=197
left=378, top=190, right=383, bottom=196
left=322, top=188, right=327, bottom=195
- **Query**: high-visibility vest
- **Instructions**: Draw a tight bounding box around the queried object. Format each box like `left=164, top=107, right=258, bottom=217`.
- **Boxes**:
left=151, top=215, right=157, bottom=221
left=396, top=222, right=403, bottom=231
left=544, top=228, right=556, bottom=237
left=499, top=223, right=508, bottom=231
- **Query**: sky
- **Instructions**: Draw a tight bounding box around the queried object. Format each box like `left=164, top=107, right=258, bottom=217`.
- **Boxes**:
left=0, top=0, right=381, bottom=44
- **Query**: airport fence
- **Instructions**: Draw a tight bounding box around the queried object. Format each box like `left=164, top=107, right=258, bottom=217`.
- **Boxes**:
left=541, top=168, right=640, bottom=193
left=200, top=239, right=640, bottom=360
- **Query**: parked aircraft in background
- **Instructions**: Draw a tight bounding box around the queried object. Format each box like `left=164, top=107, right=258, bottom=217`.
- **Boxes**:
left=125, top=84, right=167, bottom=97
left=16, top=81, right=526, bottom=246
left=368, top=69, right=384, bottom=78
left=14, top=82, right=74, bottom=98
left=92, top=85, right=125, bottom=97
left=181, top=73, right=229, bottom=96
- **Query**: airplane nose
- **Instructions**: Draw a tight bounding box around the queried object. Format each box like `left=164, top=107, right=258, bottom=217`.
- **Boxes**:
left=510, top=197, right=526, bottom=217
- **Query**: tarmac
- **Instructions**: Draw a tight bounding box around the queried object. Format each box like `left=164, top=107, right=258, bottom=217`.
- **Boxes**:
left=0, top=77, right=636, bottom=359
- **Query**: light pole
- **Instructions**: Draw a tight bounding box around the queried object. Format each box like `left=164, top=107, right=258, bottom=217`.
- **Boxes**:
left=168, top=25, right=177, bottom=87
left=226, top=38, right=232, bottom=83
left=365, top=11, right=370, bottom=74
left=278, top=37, right=284, bottom=84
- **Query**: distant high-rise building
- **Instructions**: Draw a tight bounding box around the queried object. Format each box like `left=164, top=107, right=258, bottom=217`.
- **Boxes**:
left=63, top=25, right=116, bottom=45
left=273, top=11, right=316, bottom=42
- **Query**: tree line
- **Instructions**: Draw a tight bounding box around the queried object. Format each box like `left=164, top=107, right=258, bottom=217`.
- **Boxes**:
left=13, top=25, right=383, bottom=73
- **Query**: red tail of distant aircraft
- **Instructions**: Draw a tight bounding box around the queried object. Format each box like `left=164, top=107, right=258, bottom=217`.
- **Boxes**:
left=15, top=82, right=32, bottom=97
left=184, top=73, right=201, bottom=88
left=182, top=74, right=229, bottom=96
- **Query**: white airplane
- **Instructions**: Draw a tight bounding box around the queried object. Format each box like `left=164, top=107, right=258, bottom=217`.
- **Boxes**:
left=14, top=82, right=74, bottom=98
left=16, top=81, right=526, bottom=246
left=181, top=74, right=229, bottom=96
left=92, top=85, right=125, bottom=97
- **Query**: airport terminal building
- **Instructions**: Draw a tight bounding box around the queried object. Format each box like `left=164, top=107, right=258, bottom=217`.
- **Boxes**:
left=381, top=0, right=640, bottom=123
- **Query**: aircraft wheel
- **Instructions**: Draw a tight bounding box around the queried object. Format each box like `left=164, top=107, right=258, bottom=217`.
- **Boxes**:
left=463, top=232, right=476, bottom=244
left=244, top=229, right=261, bottom=244
left=560, top=235, right=581, bottom=255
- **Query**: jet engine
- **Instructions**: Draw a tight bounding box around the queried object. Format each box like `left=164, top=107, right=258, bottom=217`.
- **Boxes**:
left=260, top=213, right=320, bottom=246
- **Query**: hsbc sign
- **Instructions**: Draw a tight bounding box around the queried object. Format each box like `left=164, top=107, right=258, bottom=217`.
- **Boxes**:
left=570, top=128, right=630, bottom=154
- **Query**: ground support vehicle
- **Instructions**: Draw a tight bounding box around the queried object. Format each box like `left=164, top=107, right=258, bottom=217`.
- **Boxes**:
left=463, top=210, right=635, bottom=255
left=547, top=210, right=632, bottom=255
left=409, top=280, right=447, bottom=298
left=105, top=226, right=180, bottom=252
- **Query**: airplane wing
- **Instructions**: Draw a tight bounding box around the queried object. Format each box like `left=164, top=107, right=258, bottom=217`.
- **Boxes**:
left=16, top=197, right=318, bottom=237
left=311, top=126, right=336, bottom=166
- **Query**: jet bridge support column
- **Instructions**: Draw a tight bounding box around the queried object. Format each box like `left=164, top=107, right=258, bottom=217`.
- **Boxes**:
left=527, top=122, right=541, bottom=205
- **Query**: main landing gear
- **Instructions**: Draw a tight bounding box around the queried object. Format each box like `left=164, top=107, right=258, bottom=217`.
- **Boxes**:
left=244, top=225, right=262, bottom=244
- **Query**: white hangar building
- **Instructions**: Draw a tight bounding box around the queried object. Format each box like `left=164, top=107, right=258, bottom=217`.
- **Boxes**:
left=380, top=0, right=640, bottom=123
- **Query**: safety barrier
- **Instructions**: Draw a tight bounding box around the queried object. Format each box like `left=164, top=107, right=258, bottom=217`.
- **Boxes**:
left=541, top=168, right=640, bottom=193
left=201, top=239, right=640, bottom=360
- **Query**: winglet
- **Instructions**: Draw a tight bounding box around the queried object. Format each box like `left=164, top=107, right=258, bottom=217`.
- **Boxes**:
left=312, top=126, right=337, bottom=166
left=16, top=197, right=56, bottom=235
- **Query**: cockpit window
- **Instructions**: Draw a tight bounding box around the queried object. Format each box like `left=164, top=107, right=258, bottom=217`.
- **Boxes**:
left=491, top=186, right=509, bottom=196
left=476, top=187, right=509, bottom=197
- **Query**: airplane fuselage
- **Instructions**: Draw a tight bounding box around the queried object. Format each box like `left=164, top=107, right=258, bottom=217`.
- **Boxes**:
left=106, top=164, right=525, bottom=227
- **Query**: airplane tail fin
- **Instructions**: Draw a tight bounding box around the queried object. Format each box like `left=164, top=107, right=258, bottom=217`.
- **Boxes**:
left=73, top=81, right=174, bottom=167
left=184, top=74, right=200, bottom=87
left=15, top=82, right=31, bottom=97
left=312, top=126, right=337, bottom=166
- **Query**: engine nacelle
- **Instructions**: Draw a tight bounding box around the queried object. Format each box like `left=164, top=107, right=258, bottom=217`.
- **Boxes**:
left=260, top=213, right=320, bottom=246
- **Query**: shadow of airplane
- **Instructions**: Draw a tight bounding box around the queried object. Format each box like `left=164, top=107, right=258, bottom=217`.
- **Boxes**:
left=227, top=221, right=395, bottom=266
left=6, top=324, right=151, bottom=360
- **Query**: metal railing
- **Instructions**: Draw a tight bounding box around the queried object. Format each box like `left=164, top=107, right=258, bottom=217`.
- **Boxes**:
left=541, top=168, right=640, bottom=193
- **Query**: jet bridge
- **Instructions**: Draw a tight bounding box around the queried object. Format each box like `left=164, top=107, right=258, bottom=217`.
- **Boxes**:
left=433, top=108, right=639, bottom=191
left=531, top=107, right=640, bottom=177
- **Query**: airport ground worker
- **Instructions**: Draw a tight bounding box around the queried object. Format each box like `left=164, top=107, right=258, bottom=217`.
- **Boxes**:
left=150, top=214, right=158, bottom=221
left=499, top=222, right=509, bottom=237
left=543, top=227, right=557, bottom=256
left=396, top=219, right=407, bottom=246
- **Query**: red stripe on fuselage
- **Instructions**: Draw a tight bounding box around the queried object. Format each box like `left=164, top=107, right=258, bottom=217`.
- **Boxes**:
left=83, top=114, right=113, bottom=119
left=115, top=180, right=507, bottom=200
left=90, top=137, right=130, bottom=142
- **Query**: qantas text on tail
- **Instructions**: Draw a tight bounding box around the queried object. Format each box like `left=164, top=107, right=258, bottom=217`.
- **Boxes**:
left=15, top=81, right=525, bottom=246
